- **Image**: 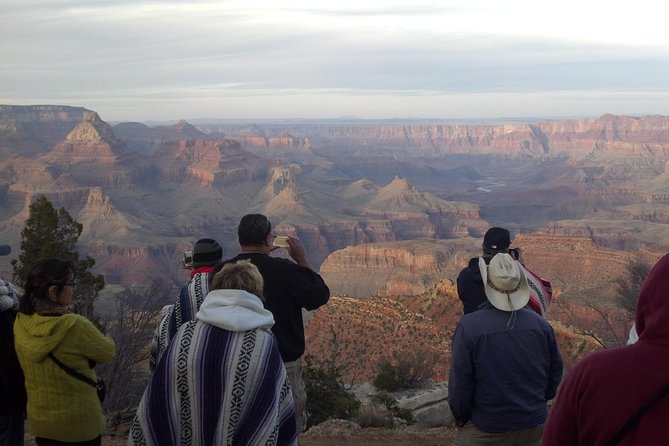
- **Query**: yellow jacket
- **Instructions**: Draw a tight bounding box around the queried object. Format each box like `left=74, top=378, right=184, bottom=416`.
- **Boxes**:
left=14, top=313, right=115, bottom=442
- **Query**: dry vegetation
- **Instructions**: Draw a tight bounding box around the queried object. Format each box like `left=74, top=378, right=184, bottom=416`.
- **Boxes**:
left=305, top=279, right=461, bottom=384
left=306, top=277, right=606, bottom=386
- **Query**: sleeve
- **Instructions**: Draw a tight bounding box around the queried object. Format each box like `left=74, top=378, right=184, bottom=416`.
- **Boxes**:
left=545, top=325, right=564, bottom=401
left=448, top=322, right=474, bottom=425
left=287, top=265, right=330, bottom=311
left=542, top=370, right=580, bottom=446
left=74, top=316, right=116, bottom=364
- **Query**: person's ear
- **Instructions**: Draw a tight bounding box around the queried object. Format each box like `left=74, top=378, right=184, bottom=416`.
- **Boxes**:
left=48, top=285, right=58, bottom=302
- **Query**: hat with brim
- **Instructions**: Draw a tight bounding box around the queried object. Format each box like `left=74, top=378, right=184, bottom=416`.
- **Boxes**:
left=479, top=253, right=530, bottom=312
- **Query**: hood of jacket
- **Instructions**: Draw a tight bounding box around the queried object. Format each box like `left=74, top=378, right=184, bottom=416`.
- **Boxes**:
left=196, top=289, right=275, bottom=332
left=636, top=253, right=669, bottom=344
left=0, top=279, right=19, bottom=313
left=14, top=313, right=79, bottom=362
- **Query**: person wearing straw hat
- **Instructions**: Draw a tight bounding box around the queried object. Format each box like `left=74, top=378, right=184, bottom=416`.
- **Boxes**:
left=448, top=253, right=563, bottom=446
left=456, top=227, right=553, bottom=317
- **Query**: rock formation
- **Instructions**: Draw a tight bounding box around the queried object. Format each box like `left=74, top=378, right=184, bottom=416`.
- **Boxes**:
left=2, top=105, right=669, bottom=298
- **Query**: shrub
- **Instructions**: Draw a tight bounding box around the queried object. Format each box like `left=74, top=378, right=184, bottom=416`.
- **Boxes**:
left=303, top=356, right=361, bottom=429
left=97, top=281, right=171, bottom=414
left=373, top=360, right=400, bottom=392
left=374, top=349, right=437, bottom=392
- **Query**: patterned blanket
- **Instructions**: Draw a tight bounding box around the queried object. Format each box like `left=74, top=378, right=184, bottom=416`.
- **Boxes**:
left=523, top=266, right=553, bottom=317
left=150, top=271, right=211, bottom=370
left=131, top=321, right=297, bottom=445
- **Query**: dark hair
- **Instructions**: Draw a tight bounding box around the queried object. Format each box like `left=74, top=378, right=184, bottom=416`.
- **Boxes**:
left=238, top=214, right=272, bottom=246
left=483, top=247, right=509, bottom=257
left=20, top=258, right=77, bottom=314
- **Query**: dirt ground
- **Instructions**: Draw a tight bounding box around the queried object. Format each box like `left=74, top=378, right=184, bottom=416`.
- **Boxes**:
left=301, top=426, right=457, bottom=446
left=25, top=422, right=458, bottom=445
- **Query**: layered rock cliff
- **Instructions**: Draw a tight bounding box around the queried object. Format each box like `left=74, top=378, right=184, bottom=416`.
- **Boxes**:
left=0, top=105, right=96, bottom=156
left=2, top=105, right=669, bottom=297
left=320, top=232, right=661, bottom=303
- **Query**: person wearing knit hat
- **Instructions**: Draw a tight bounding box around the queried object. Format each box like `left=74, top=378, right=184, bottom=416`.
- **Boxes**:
left=449, top=252, right=563, bottom=445
left=149, top=237, right=223, bottom=370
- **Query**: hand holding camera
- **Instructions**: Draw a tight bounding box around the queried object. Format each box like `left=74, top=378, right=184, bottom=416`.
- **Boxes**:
left=272, top=235, right=312, bottom=269
left=508, top=247, right=523, bottom=263
left=272, top=236, right=289, bottom=248
left=182, top=249, right=194, bottom=269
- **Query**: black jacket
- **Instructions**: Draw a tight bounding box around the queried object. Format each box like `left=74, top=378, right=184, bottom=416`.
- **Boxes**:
left=0, top=306, right=27, bottom=416
left=456, top=256, right=492, bottom=314
left=221, top=253, right=330, bottom=362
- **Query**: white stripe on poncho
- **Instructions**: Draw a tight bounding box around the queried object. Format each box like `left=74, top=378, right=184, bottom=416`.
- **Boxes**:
left=131, top=290, right=297, bottom=446
left=149, top=271, right=212, bottom=370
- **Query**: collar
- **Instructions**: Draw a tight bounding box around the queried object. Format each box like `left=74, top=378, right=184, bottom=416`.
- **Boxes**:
left=190, top=265, right=215, bottom=279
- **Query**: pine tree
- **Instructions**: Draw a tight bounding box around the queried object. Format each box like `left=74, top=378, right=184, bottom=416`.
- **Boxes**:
left=11, top=196, right=105, bottom=319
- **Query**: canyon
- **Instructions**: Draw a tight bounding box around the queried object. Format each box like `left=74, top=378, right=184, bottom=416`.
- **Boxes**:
left=2, top=106, right=668, bottom=292
left=2, top=105, right=667, bottom=382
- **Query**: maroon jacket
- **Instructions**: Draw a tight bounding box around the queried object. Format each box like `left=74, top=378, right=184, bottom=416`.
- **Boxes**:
left=543, top=253, right=669, bottom=445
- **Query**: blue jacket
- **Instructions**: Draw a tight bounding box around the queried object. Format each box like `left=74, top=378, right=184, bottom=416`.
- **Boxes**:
left=448, top=303, right=563, bottom=433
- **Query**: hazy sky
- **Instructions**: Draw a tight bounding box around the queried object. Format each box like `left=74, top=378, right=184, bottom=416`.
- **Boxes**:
left=2, top=1, right=668, bottom=122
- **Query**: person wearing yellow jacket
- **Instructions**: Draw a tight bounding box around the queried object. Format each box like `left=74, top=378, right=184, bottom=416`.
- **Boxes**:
left=14, top=259, right=115, bottom=446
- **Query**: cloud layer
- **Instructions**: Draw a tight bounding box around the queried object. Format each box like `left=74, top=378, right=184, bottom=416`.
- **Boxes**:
left=2, top=1, right=668, bottom=121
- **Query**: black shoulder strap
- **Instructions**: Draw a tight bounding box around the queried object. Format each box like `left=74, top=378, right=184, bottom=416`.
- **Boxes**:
left=47, top=352, right=97, bottom=388
left=607, top=381, right=669, bottom=446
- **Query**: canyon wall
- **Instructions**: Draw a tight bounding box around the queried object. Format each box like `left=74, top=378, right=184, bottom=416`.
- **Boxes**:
left=2, top=105, right=669, bottom=293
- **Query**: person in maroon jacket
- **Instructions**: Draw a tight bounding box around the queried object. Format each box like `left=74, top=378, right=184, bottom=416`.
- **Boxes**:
left=214, top=214, right=330, bottom=434
left=543, top=253, right=669, bottom=445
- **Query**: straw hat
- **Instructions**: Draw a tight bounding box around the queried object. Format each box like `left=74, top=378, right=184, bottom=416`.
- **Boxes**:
left=479, top=253, right=530, bottom=311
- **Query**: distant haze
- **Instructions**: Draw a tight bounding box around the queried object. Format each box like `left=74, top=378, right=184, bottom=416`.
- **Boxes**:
left=2, top=1, right=669, bottom=122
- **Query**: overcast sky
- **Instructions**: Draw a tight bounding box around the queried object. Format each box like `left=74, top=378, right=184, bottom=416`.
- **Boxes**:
left=2, top=1, right=668, bottom=122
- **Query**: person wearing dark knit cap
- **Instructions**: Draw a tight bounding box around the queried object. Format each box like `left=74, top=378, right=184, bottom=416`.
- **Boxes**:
left=149, top=238, right=223, bottom=370
left=456, top=227, right=553, bottom=317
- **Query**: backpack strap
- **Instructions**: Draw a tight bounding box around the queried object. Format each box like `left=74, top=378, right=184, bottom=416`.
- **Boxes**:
left=606, top=381, right=669, bottom=446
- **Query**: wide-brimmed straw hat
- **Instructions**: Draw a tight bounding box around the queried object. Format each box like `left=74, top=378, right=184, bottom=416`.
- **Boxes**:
left=479, top=253, right=530, bottom=311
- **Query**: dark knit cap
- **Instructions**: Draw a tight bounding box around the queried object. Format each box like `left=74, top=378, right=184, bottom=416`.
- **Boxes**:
left=192, top=238, right=223, bottom=264
left=483, top=227, right=511, bottom=250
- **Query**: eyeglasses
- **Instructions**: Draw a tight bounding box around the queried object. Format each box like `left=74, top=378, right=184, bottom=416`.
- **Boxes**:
left=65, top=281, right=77, bottom=287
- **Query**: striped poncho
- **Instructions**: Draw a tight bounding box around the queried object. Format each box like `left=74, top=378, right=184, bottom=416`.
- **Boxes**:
left=149, top=268, right=212, bottom=370
left=130, top=289, right=297, bottom=446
